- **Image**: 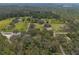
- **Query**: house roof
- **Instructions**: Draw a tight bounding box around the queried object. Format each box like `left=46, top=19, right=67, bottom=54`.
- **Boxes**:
left=44, top=23, right=51, bottom=28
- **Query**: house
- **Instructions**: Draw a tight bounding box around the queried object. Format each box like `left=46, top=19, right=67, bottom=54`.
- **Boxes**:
left=37, top=19, right=45, bottom=24
left=29, top=23, right=36, bottom=30
left=12, top=17, right=22, bottom=23
left=44, top=22, right=52, bottom=31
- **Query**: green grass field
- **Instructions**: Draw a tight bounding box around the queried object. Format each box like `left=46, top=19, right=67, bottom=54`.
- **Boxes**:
left=35, top=23, right=44, bottom=30
left=0, top=19, right=12, bottom=30
left=51, top=24, right=62, bottom=31
left=0, top=17, right=65, bottom=32
left=15, top=22, right=28, bottom=31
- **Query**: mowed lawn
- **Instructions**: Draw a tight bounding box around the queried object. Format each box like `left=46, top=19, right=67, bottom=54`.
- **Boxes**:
left=48, top=19, right=64, bottom=31
left=35, top=23, right=44, bottom=30
left=0, top=19, right=12, bottom=30
left=15, top=22, right=28, bottom=31
left=51, top=24, right=62, bottom=31
left=0, top=18, right=65, bottom=32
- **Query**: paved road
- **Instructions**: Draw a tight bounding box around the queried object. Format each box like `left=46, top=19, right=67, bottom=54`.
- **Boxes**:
left=55, top=32, right=68, bottom=34
left=1, top=32, right=13, bottom=44
left=59, top=44, right=66, bottom=55
left=53, top=31, right=68, bottom=37
left=65, top=35, right=71, bottom=41
left=53, top=31, right=69, bottom=55
left=26, top=23, right=30, bottom=32
left=1, top=31, right=21, bottom=44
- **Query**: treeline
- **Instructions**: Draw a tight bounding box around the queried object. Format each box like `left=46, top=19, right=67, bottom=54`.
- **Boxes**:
left=0, top=7, right=79, bottom=20
left=0, top=7, right=61, bottom=20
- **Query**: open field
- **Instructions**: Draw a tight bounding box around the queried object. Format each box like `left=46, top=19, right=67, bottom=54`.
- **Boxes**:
left=0, top=19, right=12, bottom=30
left=0, top=17, right=65, bottom=32
left=15, top=22, right=27, bottom=31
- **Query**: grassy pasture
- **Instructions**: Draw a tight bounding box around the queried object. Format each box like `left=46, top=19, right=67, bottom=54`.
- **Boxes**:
left=15, top=22, right=27, bottom=31
left=0, top=17, right=65, bottom=32
left=0, top=19, right=12, bottom=30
